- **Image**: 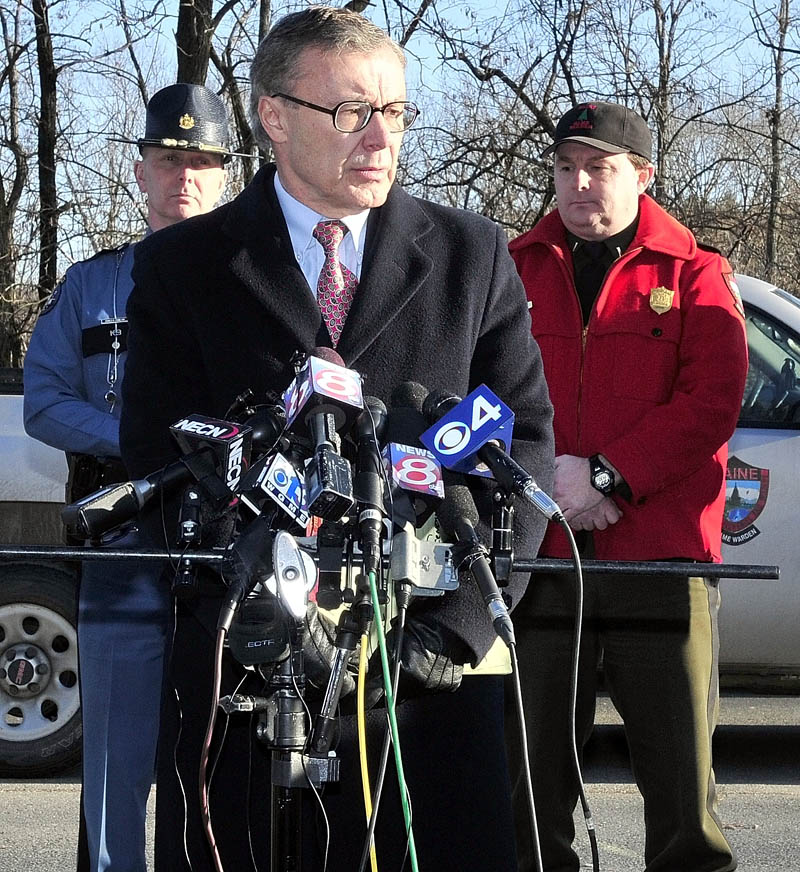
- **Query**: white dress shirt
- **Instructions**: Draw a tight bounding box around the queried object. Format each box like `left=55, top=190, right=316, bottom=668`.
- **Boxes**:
left=274, top=172, right=369, bottom=296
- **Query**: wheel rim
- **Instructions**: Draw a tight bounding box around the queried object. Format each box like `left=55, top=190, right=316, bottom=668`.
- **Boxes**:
left=0, top=602, right=80, bottom=743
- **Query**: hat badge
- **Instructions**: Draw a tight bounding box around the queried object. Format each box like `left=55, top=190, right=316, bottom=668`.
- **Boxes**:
left=178, top=113, right=196, bottom=130
left=569, top=106, right=595, bottom=132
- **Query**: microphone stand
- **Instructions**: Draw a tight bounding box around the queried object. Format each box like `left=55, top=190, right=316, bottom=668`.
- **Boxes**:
left=258, top=629, right=341, bottom=872
left=491, top=486, right=515, bottom=588
left=221, top=531, right=342, bottom=872
left=224, top=625, right=342, bottom=872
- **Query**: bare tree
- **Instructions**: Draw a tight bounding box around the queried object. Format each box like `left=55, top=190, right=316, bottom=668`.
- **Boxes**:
left=0, top=3, right=36, bottom=366
left=752, top=0, right=792, bottom=282
left=33, top=0, right=59, bottom=303
left=6, top=0, right=800, bottom=366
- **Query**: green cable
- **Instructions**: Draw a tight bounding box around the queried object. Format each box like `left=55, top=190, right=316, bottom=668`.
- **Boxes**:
left=367, top=569, right=419, bottom=872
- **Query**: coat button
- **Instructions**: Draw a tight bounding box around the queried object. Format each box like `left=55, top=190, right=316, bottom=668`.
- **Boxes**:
left=651, top=327, right=662, bottom=337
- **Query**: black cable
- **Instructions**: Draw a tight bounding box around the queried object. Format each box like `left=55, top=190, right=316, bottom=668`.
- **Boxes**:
left=557, top=517, right=599, bottom=872
left=510, top=517, right=599, bottom=872
left=508, top=643, right=543, bottom=872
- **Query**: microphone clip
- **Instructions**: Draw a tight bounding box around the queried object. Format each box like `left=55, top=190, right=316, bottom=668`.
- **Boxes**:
left=450, top=538, right=490, bottom=575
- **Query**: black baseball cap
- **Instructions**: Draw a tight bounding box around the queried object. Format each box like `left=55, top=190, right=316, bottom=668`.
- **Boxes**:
left=113, top=83, right=249, bottom=161
left=542, top=101, right=652, bottom=161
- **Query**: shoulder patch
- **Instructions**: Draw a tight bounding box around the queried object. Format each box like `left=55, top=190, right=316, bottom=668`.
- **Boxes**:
left=39, top=283, right=63, bottom=316
left=722, top=270, right=745, bottom=318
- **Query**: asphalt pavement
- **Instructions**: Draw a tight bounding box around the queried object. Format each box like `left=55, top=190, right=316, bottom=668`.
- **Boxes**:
left=1, top=692, right=798, bottom=871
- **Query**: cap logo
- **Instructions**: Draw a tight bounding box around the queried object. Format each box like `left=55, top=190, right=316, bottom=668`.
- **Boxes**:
left=178, top=113, right=196, bottom=130
left=569, top=104, right=596, bottom=132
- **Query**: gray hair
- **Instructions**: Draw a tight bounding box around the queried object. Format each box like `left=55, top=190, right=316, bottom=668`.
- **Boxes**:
left=249, top=6, right=405, bottom=149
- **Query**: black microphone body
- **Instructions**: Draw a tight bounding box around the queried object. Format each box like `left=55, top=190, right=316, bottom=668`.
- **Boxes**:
left=284, top=348, right=362, bottom=521
left=61, top=445, right=223, bottom=540
left=353, top=397, right=389, bottom=576
left=437, top=482, right=516, bottom=648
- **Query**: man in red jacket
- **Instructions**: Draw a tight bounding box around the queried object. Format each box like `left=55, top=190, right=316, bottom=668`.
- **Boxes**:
left=507, top=102, right=747, bottom=872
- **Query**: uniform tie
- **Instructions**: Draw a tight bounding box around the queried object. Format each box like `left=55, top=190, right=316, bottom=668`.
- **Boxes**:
left=313, top=220, right=357, bottom=347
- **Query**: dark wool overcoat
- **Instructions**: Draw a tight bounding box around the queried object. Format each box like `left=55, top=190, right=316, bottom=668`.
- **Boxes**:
left=120, top=163, right=555, bottom=872
left=121, top=164, right=554, bottom=659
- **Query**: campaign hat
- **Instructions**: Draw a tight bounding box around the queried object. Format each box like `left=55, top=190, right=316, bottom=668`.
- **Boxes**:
left=114, top=83, right=248, bottom=161
left=542, top=101, right=652, bottom=160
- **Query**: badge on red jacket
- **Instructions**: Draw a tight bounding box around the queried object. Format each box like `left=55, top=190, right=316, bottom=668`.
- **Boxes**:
left=649, top=286, right=674, bottom=314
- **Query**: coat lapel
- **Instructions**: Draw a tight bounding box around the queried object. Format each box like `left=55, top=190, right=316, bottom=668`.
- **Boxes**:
left=338, top=185, right=434, bottom=364
left=223, top=166, right=322, bottom=351
left=221, top=166, right=434, bottom=363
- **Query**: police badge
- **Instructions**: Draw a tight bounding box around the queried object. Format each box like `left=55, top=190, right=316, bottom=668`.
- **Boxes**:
left=649, top=286, right=675, bottom=314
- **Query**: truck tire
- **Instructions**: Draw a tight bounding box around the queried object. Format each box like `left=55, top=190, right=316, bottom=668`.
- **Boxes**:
left=0, top=565, right=82, bottom=777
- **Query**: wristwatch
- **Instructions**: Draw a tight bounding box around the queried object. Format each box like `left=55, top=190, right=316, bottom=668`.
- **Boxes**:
left=589, top=454, right=616, bottom=496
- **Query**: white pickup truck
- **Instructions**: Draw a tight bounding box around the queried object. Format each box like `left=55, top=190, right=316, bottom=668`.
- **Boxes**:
left=1, top=276, right=797, bottom=776
left=0, top=367, right=79, bottom=776
left=718, top=274, right=800, bottom=689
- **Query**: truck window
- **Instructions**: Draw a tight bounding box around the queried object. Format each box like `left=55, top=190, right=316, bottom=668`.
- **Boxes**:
left=740, top=305, right=800, bottom=428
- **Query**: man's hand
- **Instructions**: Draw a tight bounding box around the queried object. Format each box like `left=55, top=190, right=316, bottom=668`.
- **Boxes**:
left=400, top=617, right=468, bottom=693
left=568, top=497, right=623, bottom=531
left=554, top=454, right=624, bottom=527
left=553, top=454, right=604, bottom=519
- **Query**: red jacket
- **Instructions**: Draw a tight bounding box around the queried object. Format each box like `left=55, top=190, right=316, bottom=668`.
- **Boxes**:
left=509, top=194, right=748, bottom=561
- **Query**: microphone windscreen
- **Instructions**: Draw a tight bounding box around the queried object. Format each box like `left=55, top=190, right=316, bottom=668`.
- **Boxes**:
left=422, top=389, right=461, bottom=422
left=384, top=405, right=429, bottom=448
left=311, top=346, right=346, bottom=367
left=390, top=381, right=429, bottom=413
left=246, top=405, right=287, bottom=454
left=366, top=396, right=388, bottom=414
left=359, top=396, right=389, bottom=444
left=436, top=471, right=480, bottom=539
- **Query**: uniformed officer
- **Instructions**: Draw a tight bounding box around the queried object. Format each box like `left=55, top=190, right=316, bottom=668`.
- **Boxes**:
left=23, top=83, right=237, bottom=872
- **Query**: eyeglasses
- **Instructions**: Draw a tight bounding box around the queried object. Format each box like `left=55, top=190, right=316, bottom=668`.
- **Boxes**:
left=271, top=94, right=420, bottom=133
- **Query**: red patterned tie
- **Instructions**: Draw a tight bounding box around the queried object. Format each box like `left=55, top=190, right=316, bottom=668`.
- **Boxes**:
left=313, top=220, right=357, bottom=347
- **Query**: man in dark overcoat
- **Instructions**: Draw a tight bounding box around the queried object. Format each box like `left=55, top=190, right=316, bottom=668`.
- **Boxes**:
left=120, top=7, right=554, bottom=871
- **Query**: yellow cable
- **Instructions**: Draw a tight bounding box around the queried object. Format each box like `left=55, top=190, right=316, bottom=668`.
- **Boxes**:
left=357, top=631, right=378, bottom=872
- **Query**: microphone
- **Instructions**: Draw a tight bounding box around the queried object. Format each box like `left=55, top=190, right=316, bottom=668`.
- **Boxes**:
left=242, top=403, right=287, bottom=456
left=383, top=401, right=445, bottom=525
left=353, top=397, right=389, bottom=575
left=61, top=414, right=249, bottom=539
left=417, top=385, right=562, bottom=521
left=382, top=392, right=455, bottom=598
left=283, top=347, right=363, bottom=520
left=170, top=413, right=253, bottom=495
left=436, top=477, right=515, bottom=647
left=238, top=451, right=310, bottom=530
left=218, top=511, right=276, bottom=632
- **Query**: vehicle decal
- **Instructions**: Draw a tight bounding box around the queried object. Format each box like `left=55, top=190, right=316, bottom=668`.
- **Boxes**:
left=722, top=455, right=770, bottom=545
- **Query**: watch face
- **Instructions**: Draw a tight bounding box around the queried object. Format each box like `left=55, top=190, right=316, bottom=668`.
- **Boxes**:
left=594, top=470, right=613, bottom=490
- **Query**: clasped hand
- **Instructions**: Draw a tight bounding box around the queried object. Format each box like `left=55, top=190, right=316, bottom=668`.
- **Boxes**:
left=553, top=454, right=623, bottom=531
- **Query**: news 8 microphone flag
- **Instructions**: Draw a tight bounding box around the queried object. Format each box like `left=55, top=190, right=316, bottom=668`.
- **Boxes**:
left=282, top=348, right=363, bottom=520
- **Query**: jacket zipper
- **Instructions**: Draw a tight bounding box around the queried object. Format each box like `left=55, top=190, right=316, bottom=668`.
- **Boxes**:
left=573, top=245, right=643, bottom=454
